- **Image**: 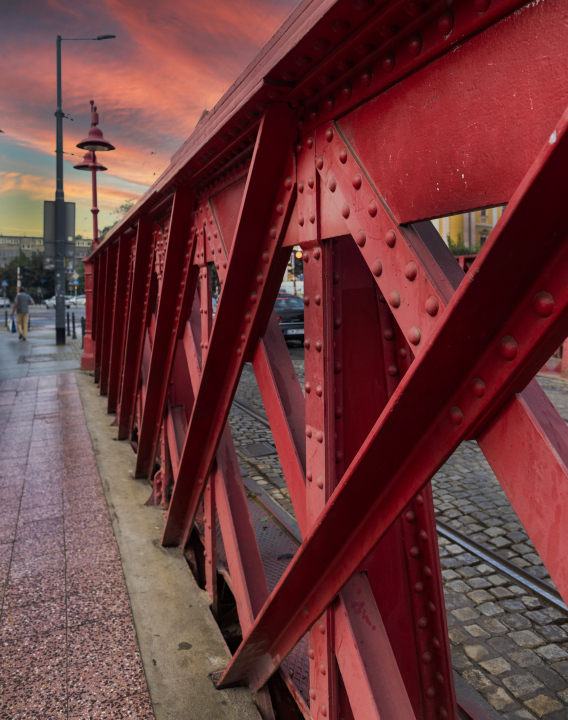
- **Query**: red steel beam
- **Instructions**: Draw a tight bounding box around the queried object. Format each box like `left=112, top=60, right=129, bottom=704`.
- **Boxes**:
left=134, top=188, right=197, bottom=477
left=93, top=249, right=107, bottom=385
left=107, top=234, right=132, bottom=413
left=99, top=242, right=118, bottom=396
left=117, top=217, right=155, bottom=440
left=219, top=106, right=568, bottom=689
left=162, top=104, right=297, bottom=546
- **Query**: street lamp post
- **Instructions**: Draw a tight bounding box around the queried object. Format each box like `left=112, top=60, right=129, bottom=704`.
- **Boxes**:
left=74, top=102, right=114, bottom=372
left=54, top=33, right=115, bottom=345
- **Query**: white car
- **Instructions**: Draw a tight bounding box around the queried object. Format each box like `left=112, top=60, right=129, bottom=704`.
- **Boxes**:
left=45, top=295, right=73, bottom=308
left=70, top=295, right=86, bottom=308
left=0, top=297, right=10, bottom=308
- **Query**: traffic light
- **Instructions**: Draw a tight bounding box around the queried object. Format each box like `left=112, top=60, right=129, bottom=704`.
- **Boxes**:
left=293, top=249, right=303, bottom=277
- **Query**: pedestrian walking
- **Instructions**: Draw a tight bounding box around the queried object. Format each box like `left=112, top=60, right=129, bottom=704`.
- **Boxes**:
left=11, top=287, right=34, bottom=341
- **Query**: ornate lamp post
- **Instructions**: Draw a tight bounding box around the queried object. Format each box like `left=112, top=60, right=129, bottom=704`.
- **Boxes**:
left=75, top=101, right=114, bottom=371
left=54, top=33, right=115, bottom=345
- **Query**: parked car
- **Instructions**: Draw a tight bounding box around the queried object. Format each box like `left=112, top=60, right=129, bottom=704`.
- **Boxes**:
left=275, top=293, right=304, bottom=343
left=0, top=297, right=10, bottom=308
left=70, top=295, right=86, bottom=308
left=45, top=295, right=73, bottom=308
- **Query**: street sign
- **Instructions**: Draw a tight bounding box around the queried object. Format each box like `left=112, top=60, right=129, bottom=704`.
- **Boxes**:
left=1, top=280, right=7, bottom=288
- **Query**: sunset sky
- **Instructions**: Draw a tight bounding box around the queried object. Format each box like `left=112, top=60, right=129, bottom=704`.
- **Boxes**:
left=0, top=0, right=300, bottom=239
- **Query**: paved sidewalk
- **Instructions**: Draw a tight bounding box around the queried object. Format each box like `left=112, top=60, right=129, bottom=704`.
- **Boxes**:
left=0, top=374, right=154, bottom=718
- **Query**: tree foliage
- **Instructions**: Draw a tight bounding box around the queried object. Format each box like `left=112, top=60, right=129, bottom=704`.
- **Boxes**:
left=447, top=234, right=481, bottom=257
left=0, top=252, right=55, bottom=303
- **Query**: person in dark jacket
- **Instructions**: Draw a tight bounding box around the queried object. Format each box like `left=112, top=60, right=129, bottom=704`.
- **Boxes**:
left=11, top=287, right=34, bottom=341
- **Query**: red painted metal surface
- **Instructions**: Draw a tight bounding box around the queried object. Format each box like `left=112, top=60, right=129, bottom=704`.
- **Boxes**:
left=83, top=1, right=568, bottom=717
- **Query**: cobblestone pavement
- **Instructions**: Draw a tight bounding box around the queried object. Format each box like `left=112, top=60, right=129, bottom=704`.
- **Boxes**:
left=230, top=359, right=568, bottom=719
left=0, top=375, right=154, bottom=719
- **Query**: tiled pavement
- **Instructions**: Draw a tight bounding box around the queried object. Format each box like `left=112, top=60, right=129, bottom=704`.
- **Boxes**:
left=232, top=363, right=568, bottom=719
left=0, top=374, right=154, bottom=719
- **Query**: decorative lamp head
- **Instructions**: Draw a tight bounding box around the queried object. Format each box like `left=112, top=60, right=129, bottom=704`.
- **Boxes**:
left=76, top=100, right=115, bottom=152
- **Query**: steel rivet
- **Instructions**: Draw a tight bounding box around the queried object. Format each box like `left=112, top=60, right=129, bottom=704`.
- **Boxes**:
left=303, top=252, right=310, bottom=263
left=315, top=340, right=322, bottom=352
left=471, top=378, right=485, bottom=397
left=424, top=566, right=432, bottom=577
left=425, top=296, right=439, bottom=316
left=325, top=96, right=335, bottom=112
left=308, top=648, right=315, bottom=659
left=306, top=425, right=312, bottom=438
left=245, top=312, right=251, bottom=322
left=262, top=250, right=270, bottom=263
left=410, top=546, right=420, bottom=558
left=318, top=620, right=325, bottom=634
left=257, top=273, right=264, bottom=285
left=341, top=83, right=352, bottom=100
left=449, top=406, right=463, bottom=425
left=325, top=127, right=334, bottom=142
left=414, top=582, right=424, bottom=594
left=436, top=672, right=444, bottom=685
left=500, top=335, right=518, bottom=360
left=336, top=451, right=343, bottom=463
left=334, top=361, right=342, bottom=373
left=315, top=294, right=321, bottom=305
left=388, top=364, right=399, bottom=376
left=419, top=530, right=428, bottom=542
left=355, top=229, right=366, bottom=247
left=339, top=148, right=348, bottom=164
left=384, top=328, right=394, bottom=340
left=383, top=53, right=395, bottom=73
left=319, top=662, right=326, bottom=674
left=438, top=11, right=454, bottom=35
left=335, top=407, right=343, bottom=418
left=406, top=510, right=416, bottom=523
left=416, top=493, right=424, bottom=505
left=316, top=431, right=323, bottom=443
left=304, top=338, right=311, bottom=349
left=426, top=688, right=435, bottom=699
left=408, top=326, right=421, bottom=345
left=368, top=200, right=378, bottom=217
left=389, top=290, right=401, bottom=308
left=316, top=156, right=324, bottom=170
left=361, top=69, right=372, bottom=87
left=316, top=385, right=323, bottom=397
left=440, top=708, right=448, bottom=720
left=303, top=296, right=310, bottom=306
left=241, top=334, right=246, bottom=342
left=418, top=617, right=428, bottom=629
left=533, top=291, right=555, bottom=317
left=276, top=202, right=284, bottom=216
left=422, top=652, right=432, bottom=664
left=250, top=292, right=257, bottom=304
left=371, top=259, right=382, bottom=276
left=305, top=382, right=311, bottom=393
left=404, top=262, right=418, bottom=281
left=428, top=601, right=436, bottom=613
left=341, top=203, right=350, bottom=219
left=309, top=688, right=316, bottom=699
left=385, top=229, right=396, bottom=247
left=313, top=248, right=321, bottom=260
left=320, top=705, right=327, bottom=717
left=307, top=471, right=312, bottom=482
left=284, top=176, right=293, bottom=189
left=328, top=177, right=337, bottom=192
left=432, top=636, right=440, bottom=649
left=307, top=137, right=314, bottom=148
left=333, top=317, right=341, bottom=329
left=333, top=272, right=340, bottom=284
left=409, top=35, right=422, bottom=56
left=298, top=213, right=305, bottom=226
left=298, top=181, right=304, bottom=193
left=303, top=606, right=309, bottom=617
left=352, top=173, right=362, bottom=190
left=399, top=347, right=407, bottom=359
left=309, top=211, right=316, bottom=224
left=308, top=176, right=314, bottom=189
left=237, top=347, right=241, bottom=355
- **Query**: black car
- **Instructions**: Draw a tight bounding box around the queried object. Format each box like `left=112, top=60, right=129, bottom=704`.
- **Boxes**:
left=275, top=294, right=304, bottom=343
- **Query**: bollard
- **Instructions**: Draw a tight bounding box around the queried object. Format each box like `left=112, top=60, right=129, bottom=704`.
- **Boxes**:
left=66, top=311, right=70, bottom=337
left=72, top=312, right=77, bottom=339
left=4, top=310, right=7, bottom=329
left=81, top=316, right=85, bottom=349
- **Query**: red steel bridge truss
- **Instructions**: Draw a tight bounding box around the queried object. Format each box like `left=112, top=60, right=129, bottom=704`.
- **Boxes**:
left=83, top=0, right=568, bottom=717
